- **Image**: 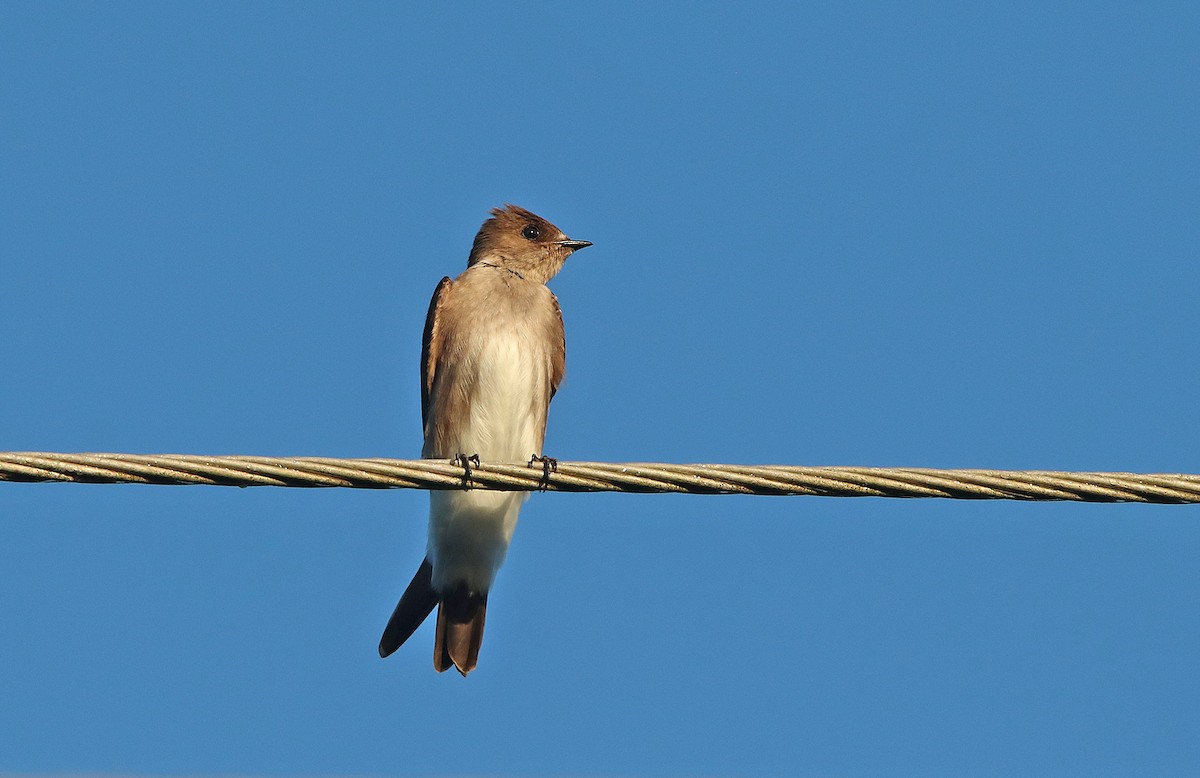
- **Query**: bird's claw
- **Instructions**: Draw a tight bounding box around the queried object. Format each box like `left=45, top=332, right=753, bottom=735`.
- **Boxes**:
left=452, top=452, right=481, bottom=489
left=528, top=453, right=558, bottom=491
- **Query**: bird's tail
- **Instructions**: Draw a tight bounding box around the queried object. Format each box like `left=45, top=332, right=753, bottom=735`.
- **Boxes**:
left=378, top=558, right=438, bottom=658
left=433, top=583, right=488, bottom=676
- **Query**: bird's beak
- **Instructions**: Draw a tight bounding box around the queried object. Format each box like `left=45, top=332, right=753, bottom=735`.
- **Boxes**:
left=557, top=239, right=592, bottom=252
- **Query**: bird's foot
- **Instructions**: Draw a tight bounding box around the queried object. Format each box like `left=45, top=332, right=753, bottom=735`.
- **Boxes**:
left=451, top=452, right=481, bottom=489
left=528, top=453, right=558, bottom=491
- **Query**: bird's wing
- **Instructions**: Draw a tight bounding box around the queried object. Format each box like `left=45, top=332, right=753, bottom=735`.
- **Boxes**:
left=548, top=291, right=566, bottom=402
left=420, top=276, right=454, bottom=430
left=378, top=558, right=438, bottom=658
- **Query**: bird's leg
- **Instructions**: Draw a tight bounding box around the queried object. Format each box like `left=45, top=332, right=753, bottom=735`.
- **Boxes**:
left=528, top=453, right=558, bottom=492
left=451, top=452, right=481, bottom=489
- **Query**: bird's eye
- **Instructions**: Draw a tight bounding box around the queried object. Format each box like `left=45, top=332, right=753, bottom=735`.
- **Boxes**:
left=521, top=225, right=540, bottom=240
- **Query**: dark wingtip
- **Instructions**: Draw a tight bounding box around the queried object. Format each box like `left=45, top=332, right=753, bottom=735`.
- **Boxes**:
left=379, top=559, right=438, bottom=659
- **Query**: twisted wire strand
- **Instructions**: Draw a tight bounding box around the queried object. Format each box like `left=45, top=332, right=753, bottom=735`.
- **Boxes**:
left=1, top=452, right=1199, bottom=504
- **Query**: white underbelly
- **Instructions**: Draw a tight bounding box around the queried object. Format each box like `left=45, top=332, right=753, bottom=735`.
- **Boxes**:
left=427, top=489, right=526, bottom=592
left=426, top=326, right=547, bottom=593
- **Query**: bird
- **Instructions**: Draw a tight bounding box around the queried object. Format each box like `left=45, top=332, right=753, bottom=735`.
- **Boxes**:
left=378, top=204, right=591, bottom=675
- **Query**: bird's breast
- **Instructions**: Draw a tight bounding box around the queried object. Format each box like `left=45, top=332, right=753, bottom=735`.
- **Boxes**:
left=425, top=286, right=559, bottom=463
left=461, top=326, right=546, bottom=460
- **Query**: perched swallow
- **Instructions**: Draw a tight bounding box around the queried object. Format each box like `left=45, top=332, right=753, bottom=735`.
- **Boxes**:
left=379, top=204, right=591, bottom=675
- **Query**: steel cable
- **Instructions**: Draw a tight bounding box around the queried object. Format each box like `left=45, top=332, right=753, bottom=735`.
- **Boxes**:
left=1, top=452, right=1198, bottom=503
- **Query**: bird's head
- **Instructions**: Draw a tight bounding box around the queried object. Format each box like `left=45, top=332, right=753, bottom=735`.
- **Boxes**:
left=467, top=204, right=591, bottom=283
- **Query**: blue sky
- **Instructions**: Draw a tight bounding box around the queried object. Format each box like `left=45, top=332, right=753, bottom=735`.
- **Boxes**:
left=2, top=2, right=1198, bottom=775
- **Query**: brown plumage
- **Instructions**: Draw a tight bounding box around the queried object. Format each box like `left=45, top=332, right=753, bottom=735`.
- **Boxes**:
left=379, top=204, right=591, bottom=675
